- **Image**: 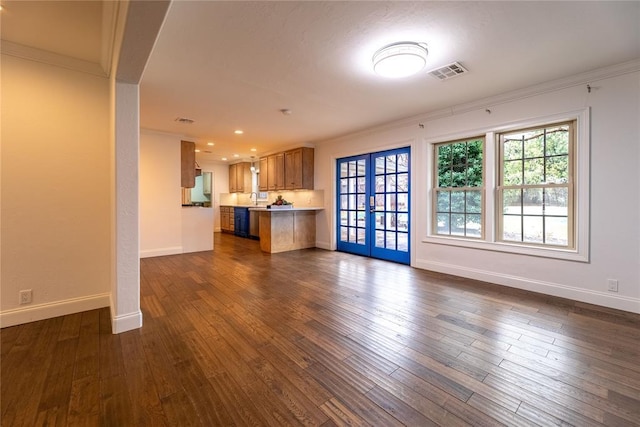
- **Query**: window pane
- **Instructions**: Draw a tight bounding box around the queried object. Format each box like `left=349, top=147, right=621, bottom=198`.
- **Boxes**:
left=356, top=194, right=366, bottom=210
left=523, top=188, right=543, bottom=215
left=356, top=228, right=366, bottom=245
left=375, top=212, right=385, bottom=229
left=374, top=231, right=384, bottom=248
left=451, top=191, right=465, bottom=213
left=386, top=155, right=396, bottom=173
left=523, top=216, right=543, bottom=243
left=437, top=214, right=450, bottom=235
left=502, top=215, right=522, bottom=242
left=545, top=216, right=568, bottom=246
left=437, top=191, right=450, bottom=212
left=386, top=174, right=396, bottom=192
left=504, top=139, right=522, bottom=160
left=357, top=211, right=365, bottom=228
left=340, top=211, right=348, bottom=226
left=340, top=178, right=348, bottom=193
left=466, top=191, right=482, bottom=214
left=397, top=213, right=408, bottom=231
left=452, top=163, right=466, bottom=187
left=340, top=226, right=348, bottom=242
left=466, top=214, right=482, bottom=238
left=546, top=129, right=569, bottom=156
left=348, top=195, right=356, bottom=210
left=545, top=187, right=568, bottom=216
left=348, top=161, right=357, bottom=177
left=349, top=227, right=357, bottom=242
left=348, top=177, right=356, bottom=193
left=524, top=158, right=544, bottom=185
left=340, top=195, right=348, bottom=208
left=357, top=177, right=366, bottom=192
left=375, top=157, right=385, bottom=174
left=375, top=175, right=385, bottom=192
left=386, top=213, right=396, bottom=231
left=397, top=193, right=408, bottom=212
left=397, top=173, right=408, bottom=192
left=386, top=232, right=396, bottom=250
left=451, top=214, right=465, bottom=236
left=397, top=232, right=409, bottom=252
left=348, top=211, right=356, bottom=227
left=546, top=156, right=569, bottom=184
left=524, top=134, right=544, bottom=158
left=503, top=160, right=522, bottom=185
left=439, top=169, right=452, bottom=187
left=503, top=189, right=522, bottom=214
left=386, top=194, right=396, bottom=211
left=340, top=163, right=349, bottom=178
left=397, top=153, right=409, bottom=172
left=357, top=160, right=366, bottom=176
left=375, top=194, right=384, bottom=210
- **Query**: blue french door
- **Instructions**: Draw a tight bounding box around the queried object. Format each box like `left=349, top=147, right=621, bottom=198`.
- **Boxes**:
left=337, top=147, right=410, bottom=264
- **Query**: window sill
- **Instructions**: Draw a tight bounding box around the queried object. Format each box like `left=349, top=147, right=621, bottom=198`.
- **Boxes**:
left=422, top=235, right=588, bottom=263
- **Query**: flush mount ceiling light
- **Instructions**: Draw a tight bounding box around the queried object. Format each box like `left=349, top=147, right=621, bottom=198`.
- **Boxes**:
left=373, top=42, right=428, bottom=78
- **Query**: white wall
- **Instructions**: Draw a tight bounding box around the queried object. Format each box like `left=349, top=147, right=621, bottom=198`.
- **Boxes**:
left=315, top=63, right=640, bottom=314
left=197, top=159, right=230, bottom=232
left=1, top=55, right=112, bottom=326
left=140, top=131, right=182, bottom=257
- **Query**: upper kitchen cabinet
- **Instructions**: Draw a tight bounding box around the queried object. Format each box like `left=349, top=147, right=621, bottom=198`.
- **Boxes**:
left=285, top=147, right=314, bottom=190
left=267, top=153, right=284, bottom=191
left=258, top=157, right=268, bottom=191
left=181, top=140, right=196, bottom=188
left=229, top=162, right=252, bottom=193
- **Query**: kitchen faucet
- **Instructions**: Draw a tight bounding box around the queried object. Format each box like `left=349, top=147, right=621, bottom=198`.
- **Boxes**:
left=250, top=192, right=258, bottom=205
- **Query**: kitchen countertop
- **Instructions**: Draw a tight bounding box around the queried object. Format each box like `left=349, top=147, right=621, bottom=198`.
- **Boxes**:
left=249, top=206, right=324, bottom=212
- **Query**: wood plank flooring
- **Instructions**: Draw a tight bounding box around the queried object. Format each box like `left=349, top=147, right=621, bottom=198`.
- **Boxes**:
left=2, top=232, right=640, bottom=426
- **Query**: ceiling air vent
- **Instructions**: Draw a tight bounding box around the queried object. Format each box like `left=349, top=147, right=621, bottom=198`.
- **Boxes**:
left=428, top=62, right=468, bottom=81
left=175, top=117, right=195, bottom=124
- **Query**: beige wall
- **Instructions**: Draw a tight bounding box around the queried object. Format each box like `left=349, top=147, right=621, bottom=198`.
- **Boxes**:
left=1, top=55, right=111, bottom=324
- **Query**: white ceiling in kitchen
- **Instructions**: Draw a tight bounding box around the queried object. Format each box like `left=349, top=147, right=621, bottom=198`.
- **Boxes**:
left=2, top=1, right=639, bottom=163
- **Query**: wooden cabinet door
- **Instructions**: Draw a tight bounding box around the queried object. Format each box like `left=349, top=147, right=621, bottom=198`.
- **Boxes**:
left=285, top=149, right=301, bottom=190
left=267, top=154, right=284, bottom=191
left=259, top=157, right=268, bottom=191
left=181, top=140, right=196, bottom=188
left=228, top=164, right=237, bottom=192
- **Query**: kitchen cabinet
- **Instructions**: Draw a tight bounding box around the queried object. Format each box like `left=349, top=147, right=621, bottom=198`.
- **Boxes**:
left=181, top=140, right=196, bottom=188
left=234, top=207, right=249, bottom=238
left=220, top=206, right=234, bottom=233
left=285, top=147, right=314, bottom=190
left=228, top=162, right=252, bottom=193
left=267, top=153, right=284, bottom=191
left=258, top=157, right=268, bottom=191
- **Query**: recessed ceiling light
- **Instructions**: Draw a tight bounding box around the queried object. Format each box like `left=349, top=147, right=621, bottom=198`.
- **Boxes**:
left=233, top=154, right=240, bottom=158
left=207, top=142, right=215, bottom=146
left=195, top=149, right=201, bottom=153
left=250, top=148, right=257, bottom=152
left=234, top=130, right=243, bottom=135
left=373, top=42, right=428, bottom=78
left=222, top=157, right=228, bottom=161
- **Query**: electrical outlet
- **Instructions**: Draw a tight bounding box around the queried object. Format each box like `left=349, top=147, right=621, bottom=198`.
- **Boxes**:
left=607, top=279, right=618, bottom=292
left=19, top=289, right=32, bottom=305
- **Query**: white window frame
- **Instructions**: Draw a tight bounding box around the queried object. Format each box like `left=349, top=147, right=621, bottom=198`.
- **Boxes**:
left=424, top=108, right=590, bottom=262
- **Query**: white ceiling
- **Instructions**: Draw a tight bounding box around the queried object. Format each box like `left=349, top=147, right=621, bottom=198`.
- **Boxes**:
left=2, top=1, right=639, bottom=163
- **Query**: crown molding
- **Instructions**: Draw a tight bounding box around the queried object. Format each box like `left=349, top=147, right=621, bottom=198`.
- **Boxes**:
left=1, top=40, right=107, bottom=77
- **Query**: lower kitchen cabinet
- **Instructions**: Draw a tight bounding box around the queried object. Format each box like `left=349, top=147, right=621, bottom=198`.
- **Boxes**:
left=220, top=206, right=234, bottom=233
left=234, top=207, right=250, bottom=238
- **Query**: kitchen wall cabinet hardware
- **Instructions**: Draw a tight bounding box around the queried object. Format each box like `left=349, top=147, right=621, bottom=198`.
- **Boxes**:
left=228, top=162, right=252, bottom=193
left=285, top=147, right=314, bottom=190
left=181, top=140, right=196, bottom=188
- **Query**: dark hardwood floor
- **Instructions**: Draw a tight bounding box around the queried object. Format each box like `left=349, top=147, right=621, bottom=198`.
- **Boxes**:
left=2, top=233, right=640, bottom=426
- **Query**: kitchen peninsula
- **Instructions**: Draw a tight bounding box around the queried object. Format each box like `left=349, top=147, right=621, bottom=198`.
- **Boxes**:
left=250, top=207, right=323, bottom=253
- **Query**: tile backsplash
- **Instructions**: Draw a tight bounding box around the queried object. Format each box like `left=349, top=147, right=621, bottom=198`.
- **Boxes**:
left=220, top=190, right=324, bottom=207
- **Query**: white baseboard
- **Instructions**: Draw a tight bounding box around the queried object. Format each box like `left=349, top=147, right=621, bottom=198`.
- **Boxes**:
left=139, top=246, right=182, bottom=258
left=0, top=293, right=110, bottom=328
left=110, top=305, right=143, bottom=334
left=414, top=259, right=640, bottom=314
left=315, top=240, right=332, bottom=251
